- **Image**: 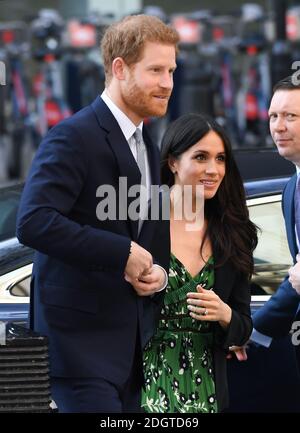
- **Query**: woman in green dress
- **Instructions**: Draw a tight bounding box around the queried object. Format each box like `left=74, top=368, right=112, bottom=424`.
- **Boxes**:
left=141, top=114, right=258, bottom=413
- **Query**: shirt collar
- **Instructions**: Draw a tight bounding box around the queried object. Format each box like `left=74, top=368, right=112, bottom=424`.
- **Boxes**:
left=101, top=90, right=143, bottom=141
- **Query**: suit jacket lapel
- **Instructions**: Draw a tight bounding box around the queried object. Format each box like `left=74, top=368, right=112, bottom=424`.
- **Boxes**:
left=91, top=96, right=141, bottom=238
left=143, top=127, right=160, bottom=186
left=283, top=174, right=297, bottom=259
left=138, top=127, right=162, bottom=243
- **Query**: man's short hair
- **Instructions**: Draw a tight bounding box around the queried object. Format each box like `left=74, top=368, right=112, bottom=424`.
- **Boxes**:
left=100, top=14, right=179, bottom=85
left=273, top=75, right=300, bottom=92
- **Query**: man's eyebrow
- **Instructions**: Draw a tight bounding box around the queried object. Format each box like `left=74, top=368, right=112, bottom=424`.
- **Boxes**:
left=269, top=110, right=298, bottom=115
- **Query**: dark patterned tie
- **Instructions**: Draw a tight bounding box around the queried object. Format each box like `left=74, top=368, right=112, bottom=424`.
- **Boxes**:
left=294, top=176, right=300, bottom=246
left=133, top=129, right=147, bottom=234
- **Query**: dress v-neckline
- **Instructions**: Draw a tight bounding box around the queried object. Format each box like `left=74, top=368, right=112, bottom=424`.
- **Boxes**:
left=171, top=252, right=213, bottom=279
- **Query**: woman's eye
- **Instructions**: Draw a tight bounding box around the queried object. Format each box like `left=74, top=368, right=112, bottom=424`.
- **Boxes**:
left=217, top=155, right=226, bottom=161
left=195, top=154, right=205, bottom=160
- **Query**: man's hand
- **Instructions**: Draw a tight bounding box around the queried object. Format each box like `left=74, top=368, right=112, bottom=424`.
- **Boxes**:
left=289, top=254, right=300, bottom=295
left=227, top=345, right=248, bottom=361
left=124, top=242, right=153, bottom=286
left=130, top=265, right=166, bottom=296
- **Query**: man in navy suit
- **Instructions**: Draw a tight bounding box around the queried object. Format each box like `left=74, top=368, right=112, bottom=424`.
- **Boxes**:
left=289, top=256, right=300, bottom=294
left=232, top=75, right=300, bottom=360
left=252, top=76, right=300, bottom=340
left=16, top=15, right=179, bottom=412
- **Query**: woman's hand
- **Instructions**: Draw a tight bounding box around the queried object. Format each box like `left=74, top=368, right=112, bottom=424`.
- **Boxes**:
left=186, top=285, right=232, bottom=329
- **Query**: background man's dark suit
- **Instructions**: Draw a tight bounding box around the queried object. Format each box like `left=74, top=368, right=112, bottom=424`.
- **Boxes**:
left=253, top=173, right=300, bottom=337
left=16, top=96, right=169, bottom=395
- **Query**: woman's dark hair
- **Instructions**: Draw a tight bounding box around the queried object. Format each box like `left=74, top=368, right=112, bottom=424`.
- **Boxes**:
left=161, top=113, right=258, bottom=277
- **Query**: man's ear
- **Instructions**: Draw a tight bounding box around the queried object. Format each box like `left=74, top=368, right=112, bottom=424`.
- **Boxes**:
left=112, top=57, right=126, bottom=80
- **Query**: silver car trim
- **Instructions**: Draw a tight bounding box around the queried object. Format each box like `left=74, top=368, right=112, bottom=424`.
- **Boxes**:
left=0, top=264, right=32, bottom=303
left=247, top=194, right=282, bottom=207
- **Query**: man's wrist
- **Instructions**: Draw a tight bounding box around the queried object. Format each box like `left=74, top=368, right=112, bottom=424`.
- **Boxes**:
left=153, top=264, right=168, bottom=292
left=250, top=328, right=272, bottom=347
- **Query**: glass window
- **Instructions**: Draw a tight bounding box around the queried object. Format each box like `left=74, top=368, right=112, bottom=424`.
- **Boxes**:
left=248, top=196, right=291, bottom=295
left=0, top=183, right=23, bottom=242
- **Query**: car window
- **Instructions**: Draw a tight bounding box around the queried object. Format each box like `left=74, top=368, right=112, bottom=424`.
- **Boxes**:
left=0, top=183, right=23, bottom=242
left=10, top=275, right=31, bottom=297
left=248, top=194, right=291, bottom=295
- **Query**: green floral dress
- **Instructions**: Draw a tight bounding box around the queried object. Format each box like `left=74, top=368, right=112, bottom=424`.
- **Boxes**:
left=141, top=253, right=218, bottom=413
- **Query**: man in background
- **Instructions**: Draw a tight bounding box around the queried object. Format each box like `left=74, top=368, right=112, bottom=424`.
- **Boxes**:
left=233, top=75, right=300, bottom=360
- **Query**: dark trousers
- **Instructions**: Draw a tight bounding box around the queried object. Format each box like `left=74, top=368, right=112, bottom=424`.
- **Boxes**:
left=50, top=343, right=143, bottom=413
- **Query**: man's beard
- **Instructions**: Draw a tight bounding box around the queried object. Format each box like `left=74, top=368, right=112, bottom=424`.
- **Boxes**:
left=123, top=80, right=169, bottom=119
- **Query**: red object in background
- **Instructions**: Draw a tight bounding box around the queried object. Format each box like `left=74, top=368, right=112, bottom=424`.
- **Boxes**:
left=245, top=93, right=258, bottom=120
left=11, top=71, right=28, bottom=116
left=247, top=45, right=258, bottom=56
left=172, top=16, right=201, bottom=44
left=33, top=73, right=43, bottom=97
left=45, top=99, right=62, bottom=127
left=44, top=54, right=55, bottom=63
left=68, top=20, right=97, bottom=48
left=213, top=27, right=224, bottom=42
left=2, top=30, right=14, bottom=44
left=286, top=10, right=300, bottom=41
left=45, top=99, right=72, bottom=128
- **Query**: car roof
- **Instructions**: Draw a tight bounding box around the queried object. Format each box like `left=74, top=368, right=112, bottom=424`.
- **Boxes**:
left=234, top=148, right=295, bottom=181
left=245, top=176, right=291, bottom=199
left=0, top=238, right=33, bottom=277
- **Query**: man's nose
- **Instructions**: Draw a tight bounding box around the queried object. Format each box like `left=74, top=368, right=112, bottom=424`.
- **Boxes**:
left=273, top=117, right=287, bottom=132
left=160, top=71, right=173, bottom=90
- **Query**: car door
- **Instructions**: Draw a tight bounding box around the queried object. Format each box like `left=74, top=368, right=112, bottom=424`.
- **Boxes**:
left=227, top=192, right=300, bottom=412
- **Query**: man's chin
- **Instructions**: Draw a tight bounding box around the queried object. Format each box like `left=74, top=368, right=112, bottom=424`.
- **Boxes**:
left=277, top=146, right=290, bottom=156
left=278, top=149, right=296, bottom=163
left=148, top=107, right=168, bottom=118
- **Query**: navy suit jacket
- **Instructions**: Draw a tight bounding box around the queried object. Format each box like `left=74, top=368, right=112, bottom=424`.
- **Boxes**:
left=16, top=96, right=170, bottom=385
left=253, top=173, right=300, bottom=337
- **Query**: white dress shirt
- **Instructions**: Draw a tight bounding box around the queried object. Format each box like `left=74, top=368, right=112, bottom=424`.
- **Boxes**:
left=295, top=166, right=300, bottom=248
left=100, top=90, right=167, bottom=291
left=101, top=90, right=152, bottom=199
